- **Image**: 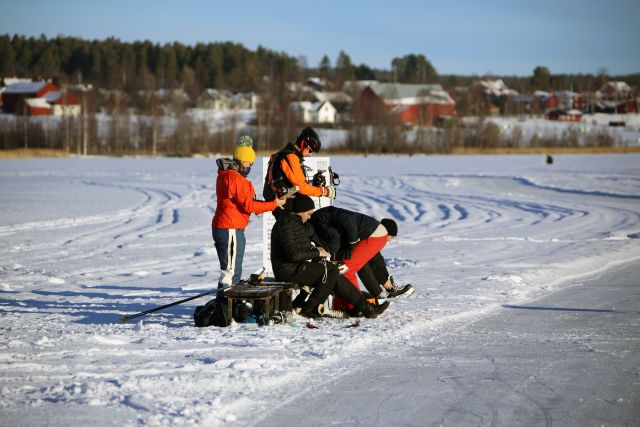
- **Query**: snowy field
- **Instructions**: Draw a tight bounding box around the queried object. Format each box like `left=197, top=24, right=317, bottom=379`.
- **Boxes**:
left=1, top=154, right=639, bottom=426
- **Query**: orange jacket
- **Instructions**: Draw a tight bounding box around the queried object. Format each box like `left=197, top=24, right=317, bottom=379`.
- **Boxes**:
left=212, top=168, right=277, bottom=229
left=280, top=152, right=324, bottom=197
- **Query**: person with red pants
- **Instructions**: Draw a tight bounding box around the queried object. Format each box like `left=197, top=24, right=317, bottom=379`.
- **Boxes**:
left=358, top=252, right=415, bottom=299
left=309, top=206, right=398, bottom=310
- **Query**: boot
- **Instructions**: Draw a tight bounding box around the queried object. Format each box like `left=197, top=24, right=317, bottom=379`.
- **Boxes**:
left=292, top=287, right=310, bottom=310
left=382, top=276, right=414, bottom=299
left=318, top=304, right=350, bottom=319
left=298, top=301, right=321, bottom=319
left=357, top=300, right=389, bottom=319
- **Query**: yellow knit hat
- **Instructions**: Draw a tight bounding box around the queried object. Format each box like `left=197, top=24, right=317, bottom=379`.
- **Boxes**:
left=233, top=135, right=256, bottom=163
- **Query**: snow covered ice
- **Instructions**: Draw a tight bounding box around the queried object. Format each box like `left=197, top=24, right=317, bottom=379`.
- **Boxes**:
left=1, top=154, right=639, bottom=426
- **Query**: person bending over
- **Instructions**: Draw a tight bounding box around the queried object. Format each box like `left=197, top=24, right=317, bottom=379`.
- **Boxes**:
left=270, top=195, right=388, bottom=319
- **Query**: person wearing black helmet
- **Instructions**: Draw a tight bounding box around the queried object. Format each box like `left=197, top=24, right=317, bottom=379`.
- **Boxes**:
left=263, top=127, right=337, bottom=209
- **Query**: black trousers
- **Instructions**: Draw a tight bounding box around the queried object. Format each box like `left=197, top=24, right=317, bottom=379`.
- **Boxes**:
left=357, top=252, right=390, bottom=297
left=286, top=261, right=364, bottom=309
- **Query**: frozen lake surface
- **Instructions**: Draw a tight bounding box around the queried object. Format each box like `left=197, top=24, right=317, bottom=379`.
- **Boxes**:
left=1, top=154, right=639, bottom=426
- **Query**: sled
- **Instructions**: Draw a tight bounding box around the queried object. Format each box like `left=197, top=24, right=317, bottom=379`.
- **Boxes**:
left=225, top=280, right=299, bottom=323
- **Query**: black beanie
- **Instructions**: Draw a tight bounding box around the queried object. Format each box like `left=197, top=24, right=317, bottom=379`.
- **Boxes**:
left=381, top=218, right=398, bottom=236
left=292, top=195, right=315, bottom=213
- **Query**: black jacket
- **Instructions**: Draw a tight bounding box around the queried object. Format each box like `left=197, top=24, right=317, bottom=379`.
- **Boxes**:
left=270, top=210, right=320, bottom=279
left=310, top=206, right=380, bottom=257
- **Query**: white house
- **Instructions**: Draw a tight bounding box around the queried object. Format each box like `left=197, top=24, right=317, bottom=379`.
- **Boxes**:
left=289, top=100, right=337, bottom=124
left=230, top=92, right=260, bottom=110
left=45, top=91, right=82, bottom=116
left=196, top=89, right=232, bottom=110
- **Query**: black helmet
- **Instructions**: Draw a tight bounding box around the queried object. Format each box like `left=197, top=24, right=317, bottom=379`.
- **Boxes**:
left=296, top=127, right=321, bottom=153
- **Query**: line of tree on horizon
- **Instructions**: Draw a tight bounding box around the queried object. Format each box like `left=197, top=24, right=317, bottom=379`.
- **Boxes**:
left=2, top=34, right=639, bottom=98
left=0, top=34, right=635, bottom=157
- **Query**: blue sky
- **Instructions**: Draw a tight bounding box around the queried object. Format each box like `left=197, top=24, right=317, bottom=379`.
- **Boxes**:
left=2, top=0, right=639, bottom=76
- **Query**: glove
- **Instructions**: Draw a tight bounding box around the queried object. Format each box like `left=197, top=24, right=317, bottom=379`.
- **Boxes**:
left=312, top=171, right=327, bottom=187
left=322, top=186, right=337, bottom=199
left=342, top=240, right=359, bottom=260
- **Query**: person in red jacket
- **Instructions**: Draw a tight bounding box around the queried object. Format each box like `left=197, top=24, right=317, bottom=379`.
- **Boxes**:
left=212, top=136, right=285, bottom=292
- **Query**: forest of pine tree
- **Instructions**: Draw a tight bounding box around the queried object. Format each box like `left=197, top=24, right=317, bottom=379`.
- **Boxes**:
left=0, top=34, right=638, bottom=156
left=3, top=34, right=637, bottom=95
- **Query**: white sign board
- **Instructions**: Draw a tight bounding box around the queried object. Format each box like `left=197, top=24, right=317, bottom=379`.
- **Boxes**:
left=262, top=156, right=333, bottom=277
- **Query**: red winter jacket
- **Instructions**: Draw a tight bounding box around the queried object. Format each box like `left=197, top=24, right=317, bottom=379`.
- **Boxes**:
left=212, top=159, right=277, bottom=229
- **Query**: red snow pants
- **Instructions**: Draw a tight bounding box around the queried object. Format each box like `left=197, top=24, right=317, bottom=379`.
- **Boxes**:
left=332, top=235, right=387, bottom=311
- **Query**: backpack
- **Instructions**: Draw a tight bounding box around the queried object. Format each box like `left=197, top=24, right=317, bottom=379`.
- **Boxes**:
left=193, top=298, right=253, bottom=327
left=263, top=145, right=300, bottom=201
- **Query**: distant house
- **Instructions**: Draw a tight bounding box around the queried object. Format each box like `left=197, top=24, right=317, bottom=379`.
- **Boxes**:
left=305, top=77, right=328, bottom=91
left=471, top=79, right=519, bottom=115
left=289, top=100, right=337, bottom=124
left=196, top=89, right=232, bottom=110
left=230, top=92, right=260, bottom=110
left=195, top=89, right=259, bottom=110
left=472, top=79, right=519, bottom=98
left=46, top=91, right=81, bottom=116
left=1, top=77, right=31, bottom=108
left=2, top=81, right=57, bottom=114
left=343, top=80, right=379, bottom=94
left=595, top=81, right=636, bottom=113
left=312, top=91, right=352, bottom=118
left=360, top=82, right=456, bottom=126
left=542, top=90, right=583, bottom=112
left=2, top=81, right=80, bottom=116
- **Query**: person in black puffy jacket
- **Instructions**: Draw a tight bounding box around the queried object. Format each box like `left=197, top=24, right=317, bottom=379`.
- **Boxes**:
left=270, top=195, right=388, bottom=319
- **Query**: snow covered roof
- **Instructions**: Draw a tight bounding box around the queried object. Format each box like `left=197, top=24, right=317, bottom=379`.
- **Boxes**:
left=343, top=80, right=379, bottom=92
left=44, top=91, right=62, bottom=103
left=599, top=81, right=632, bottom=94
left=24, top=97, right=51, bottom=109
left=305, top=77, right=327, bottom=89
left=367, top=83, right=455, bottom=105
left=4, top=81, right=49, bottom=94
left=473, top=79, right=519, bottom=96
left=290, top=100, right=336, bottom=112
left=2, top=77, right=32, bottom=87
left=313, top=91, right=352, bottom=104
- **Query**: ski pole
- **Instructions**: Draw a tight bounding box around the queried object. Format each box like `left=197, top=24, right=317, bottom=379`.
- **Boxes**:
left=119, top=286, right=230, bottom=323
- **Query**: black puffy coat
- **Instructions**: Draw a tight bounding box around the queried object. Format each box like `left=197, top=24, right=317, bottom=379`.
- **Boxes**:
left=270, top=210, right=320, bottom=279
left=310, top=206, right=380, bottom=257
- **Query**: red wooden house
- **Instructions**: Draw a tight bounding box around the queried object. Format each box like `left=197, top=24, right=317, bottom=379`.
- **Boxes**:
left=359, top=83, right=456, bottom=126
left=1, top=81, right=80, bottom=116
left=2, top=81, right=58, bottom=114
